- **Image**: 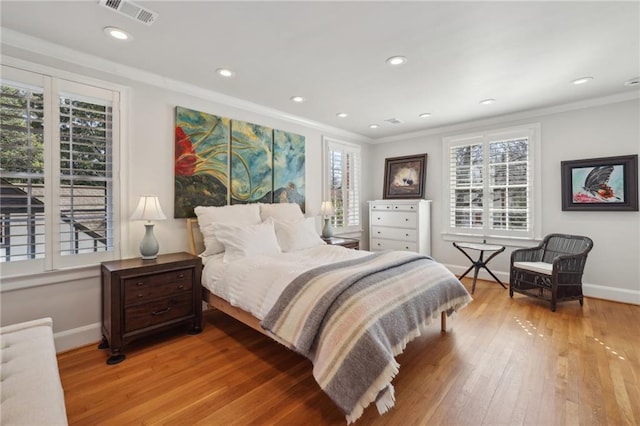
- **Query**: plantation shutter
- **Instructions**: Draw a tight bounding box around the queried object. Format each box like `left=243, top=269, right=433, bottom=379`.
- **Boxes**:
left=325, top=139, right=361, bottom=233
left=58, top=92, right=114, bottom=256
left=448, top=138, right=484, bottom=232
left=1, top=64, right=121, bottom=275
left=445, top=125, right=537, bottom=240
left=0, top=82, right=46, bottom=262
left=487, top=137, right=530, bottom=233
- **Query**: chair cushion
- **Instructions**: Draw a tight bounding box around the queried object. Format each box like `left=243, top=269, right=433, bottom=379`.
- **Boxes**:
left=513, top=261, right=553, bottom=275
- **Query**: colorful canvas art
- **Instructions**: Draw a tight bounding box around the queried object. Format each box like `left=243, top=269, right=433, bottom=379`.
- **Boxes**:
left=561, top=155, right=638, bottom=211
left=174, top=106, right=230, bottom=218
left=230, top=120, right=273, bottom=204
left=273, top=130, right=305, bottom=212
left=571, top=165, right=625, bottom=203
left=174, top=107, right=308, bottom=216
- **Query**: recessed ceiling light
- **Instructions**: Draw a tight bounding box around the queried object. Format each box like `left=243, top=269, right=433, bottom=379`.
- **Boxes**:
left=385, top=56, right=407, bottom=66
left=290, top=96, right=305, bottom=103
left=336, top=112, right=348, bottom=118
left=369, top=124, right=379, bottom=129
left=479, top=98, right=496, bottom=105
left=418, top=113, right=432, bottom=118
left=216, top=68, right=235, bottom=78
left=624, top=77, right=640, bottom=87
left=572, top=76, right=593, bottom=85
left=103, top=26, right=131, bottom=41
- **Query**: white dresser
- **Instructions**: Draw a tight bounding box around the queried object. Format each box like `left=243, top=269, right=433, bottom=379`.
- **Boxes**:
left=368, top=199, right=431, bottom=255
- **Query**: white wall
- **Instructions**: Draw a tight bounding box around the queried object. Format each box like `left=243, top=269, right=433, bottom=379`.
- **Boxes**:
left=1, top=42, right=637, bottom=353
left=368, top=98, right=640, bottom=304
left=0, top=49, right=371, bottom=351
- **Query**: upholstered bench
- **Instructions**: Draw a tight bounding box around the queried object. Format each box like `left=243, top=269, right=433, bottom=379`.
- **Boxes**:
left=0, top=318, right=68, bottom=425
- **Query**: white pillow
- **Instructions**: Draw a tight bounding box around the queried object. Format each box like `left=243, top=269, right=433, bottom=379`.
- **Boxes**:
left=214, top=218, right=282, bottom=263
left=274, top=217, right=326, bottom=252
left=259, top=203, right=304, bottom=222
left=194, top=204, right=261, bottom=256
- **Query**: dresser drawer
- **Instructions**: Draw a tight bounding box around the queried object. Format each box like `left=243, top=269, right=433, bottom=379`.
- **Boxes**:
left=370, top=211, right=417, bottom=228
left=371, top=226, right=417, bottom=242
left=124, top=293, right=193, bottom=333
left=124, top=269, right=192, bottom=304
left=370, top=238, right=417, bottom=252
left=370, top=202, right=418, bottom=212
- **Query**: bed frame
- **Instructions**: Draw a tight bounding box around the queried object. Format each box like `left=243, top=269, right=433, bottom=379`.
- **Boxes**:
left=186, top=218, right=447, bottom=334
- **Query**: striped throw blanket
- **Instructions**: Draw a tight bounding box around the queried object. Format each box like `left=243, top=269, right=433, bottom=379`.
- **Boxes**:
left=261, top=251, right=472, bottom=423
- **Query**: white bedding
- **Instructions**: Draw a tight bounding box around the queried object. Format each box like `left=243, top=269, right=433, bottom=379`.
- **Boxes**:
left=202, top=245, right=371, bottom=319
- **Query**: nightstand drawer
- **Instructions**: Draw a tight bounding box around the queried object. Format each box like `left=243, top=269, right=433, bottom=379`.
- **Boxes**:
left=124, top=293, right=193, bottom=333
left=123, top=269, right=192, bottom=304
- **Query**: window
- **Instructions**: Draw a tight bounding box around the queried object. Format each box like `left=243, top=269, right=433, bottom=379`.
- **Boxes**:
left=443, top=124, right=541, bottom=241
left=1, top=64, right=121, bottom=276
left=323, top=137, right=362, bottom=233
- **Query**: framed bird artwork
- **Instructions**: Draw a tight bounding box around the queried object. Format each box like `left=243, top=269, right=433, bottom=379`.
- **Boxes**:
left=561, top=154, right=638, bottom=211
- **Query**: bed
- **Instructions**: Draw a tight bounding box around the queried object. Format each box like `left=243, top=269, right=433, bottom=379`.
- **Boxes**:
left=187, top=203, right=472, bottom=423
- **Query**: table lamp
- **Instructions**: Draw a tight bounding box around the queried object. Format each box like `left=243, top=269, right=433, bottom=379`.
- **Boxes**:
left=319, top=200, right=335, bottom=238
left=130, top=195, right=167, bottom=259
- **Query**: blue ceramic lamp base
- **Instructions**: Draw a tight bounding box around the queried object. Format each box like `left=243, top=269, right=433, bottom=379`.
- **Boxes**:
left=139, top=223, right=160, bottom=260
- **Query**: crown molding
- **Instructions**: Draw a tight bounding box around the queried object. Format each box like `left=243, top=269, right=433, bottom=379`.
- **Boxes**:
left=3, top=27, right=637, bottom=146
left=373, top=91, right=640, bottom=144
left=0, top=28, right=372, bottom=144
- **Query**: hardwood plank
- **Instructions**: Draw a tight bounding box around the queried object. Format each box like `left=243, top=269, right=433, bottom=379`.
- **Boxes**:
left=57, top=278, right=640, bottom=425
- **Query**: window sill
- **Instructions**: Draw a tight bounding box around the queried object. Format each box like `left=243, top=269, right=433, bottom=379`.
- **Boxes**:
left=0, top=264, right=100, bottom=293
left=441, top=233, right=541, bottom=249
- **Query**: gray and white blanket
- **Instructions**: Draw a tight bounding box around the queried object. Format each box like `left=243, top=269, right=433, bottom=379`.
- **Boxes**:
left=261, top=251, right=472, bottom=423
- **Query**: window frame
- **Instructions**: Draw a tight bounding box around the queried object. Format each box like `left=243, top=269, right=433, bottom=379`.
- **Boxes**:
left=322, top=136, right=362, bottom=234
left=0, top=59, right=126, bottom=280
left=442, top=123, right=542, bottom=244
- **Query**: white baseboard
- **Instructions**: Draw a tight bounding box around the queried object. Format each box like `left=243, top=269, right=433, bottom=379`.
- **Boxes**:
left=444, top=263, right=639, bottom=306
left=53, top=322, right=101, bottom=353
left=582, top=283, right=640, bottom=305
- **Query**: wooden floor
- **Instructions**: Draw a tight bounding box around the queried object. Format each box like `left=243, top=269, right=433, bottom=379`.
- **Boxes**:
left=58, top=278, right=640, bottom=425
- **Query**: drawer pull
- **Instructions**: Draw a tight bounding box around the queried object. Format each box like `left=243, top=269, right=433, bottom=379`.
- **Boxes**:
left=177, top=273, right=184, bottom=279
left=152, top=307, right=172, bottom=316
left=377, top=243, right=381, bottom=246
left=136, top=282, right=144, bottom=287
left=377, top=231, right=381, bottom=234
left=386, top=206, right=390, bottom=209
left=137, top=293, right=144, bottom=298
left=394, top=206, right=398, bottom=209
left=178, top=284, right=184, bottom=289
left=405, top=218, right=409, bottom=221
left=405, top=233, right=409, bottom=236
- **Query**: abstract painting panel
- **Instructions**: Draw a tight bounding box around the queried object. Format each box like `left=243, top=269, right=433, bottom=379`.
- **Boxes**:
left=174, top=106, right=230, bottom=218
left=273, top=130, right=305, bottom=212
left=230, top=120, right=273, bottom=204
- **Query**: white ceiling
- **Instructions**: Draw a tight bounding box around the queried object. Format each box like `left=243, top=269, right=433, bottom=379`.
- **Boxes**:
left=1, top=1, right=639, bottom=140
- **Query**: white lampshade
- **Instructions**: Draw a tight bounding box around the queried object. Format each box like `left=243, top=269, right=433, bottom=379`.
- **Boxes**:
left=319, top=201, right=335, bottom=217
left=130, top=195, right=167, bottom=221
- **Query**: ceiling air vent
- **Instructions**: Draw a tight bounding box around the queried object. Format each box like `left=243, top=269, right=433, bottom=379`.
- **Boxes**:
left=99, top=0, right=159, bottom=26
left=384, top=118, right=403, bottom=125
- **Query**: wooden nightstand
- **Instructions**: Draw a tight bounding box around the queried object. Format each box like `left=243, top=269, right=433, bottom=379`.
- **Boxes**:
left=322, top=236, right=360, bottom=250
left=100, top=252, right=202, bottom=365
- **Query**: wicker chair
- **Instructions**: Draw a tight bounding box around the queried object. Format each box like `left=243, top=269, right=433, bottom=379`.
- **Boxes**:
left=509, top=234, right=593, bottom=312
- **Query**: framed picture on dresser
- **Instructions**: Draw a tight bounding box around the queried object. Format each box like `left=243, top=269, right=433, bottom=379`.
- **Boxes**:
left=383, top=154, right=428, bottom=199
